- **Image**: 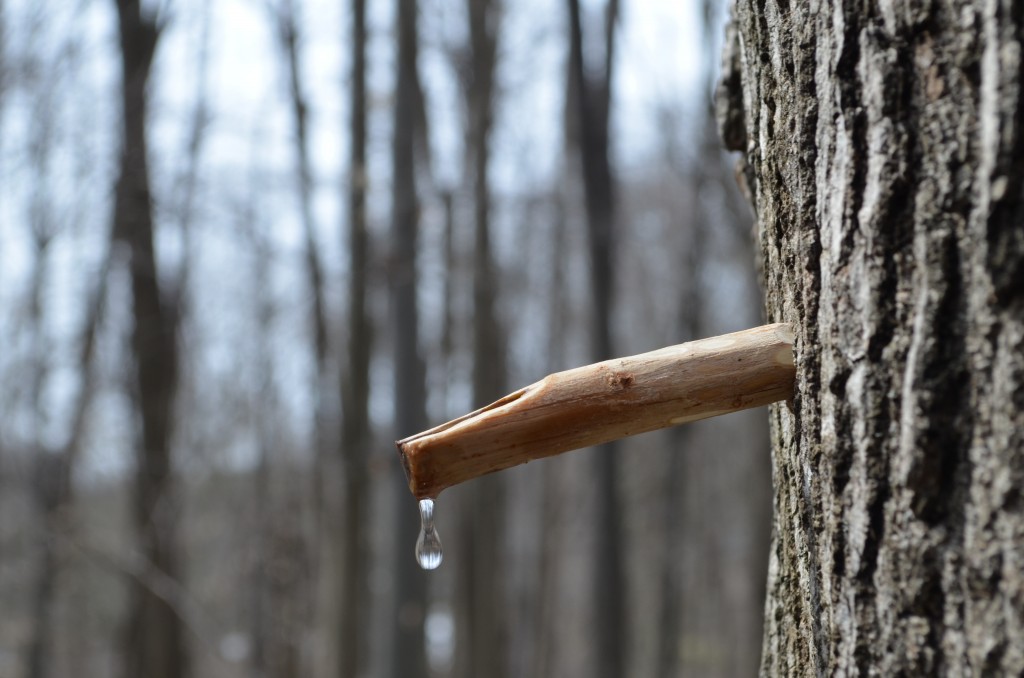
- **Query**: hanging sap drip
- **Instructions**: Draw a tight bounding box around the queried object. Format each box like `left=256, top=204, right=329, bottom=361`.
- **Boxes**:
left=415, top=498, right=443, bottom=570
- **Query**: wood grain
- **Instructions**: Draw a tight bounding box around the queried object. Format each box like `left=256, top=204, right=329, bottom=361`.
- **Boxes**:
left=397, top=323, right=795, bottom=499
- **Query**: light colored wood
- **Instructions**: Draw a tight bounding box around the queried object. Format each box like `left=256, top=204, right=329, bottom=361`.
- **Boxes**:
left=397, top=323, right=795, bottom=498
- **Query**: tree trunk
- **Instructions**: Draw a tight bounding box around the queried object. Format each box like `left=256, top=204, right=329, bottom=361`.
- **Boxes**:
left=532, top=183, right=568, bottom=678
left=339, top=0, right=371, bottom=675
left=27, top=234, right=109, bottom=678
left=112, top=2, right=185, bottom=678
left=718, top=0, right=1024, bottom=674
left=249, top=220, right=276, bottom=678
left=391, top=0, right=429, bottom=676
left=566, top=2, right=625, bottom=676
left=27, top=231, right=54, bottom=678
left=453, top=2, right=508, bottom=676
left=275, top=5, right=328, bottom=672
left=276, top=0, right=328, bottom=578
left=656, top=152, right=704, bottom=678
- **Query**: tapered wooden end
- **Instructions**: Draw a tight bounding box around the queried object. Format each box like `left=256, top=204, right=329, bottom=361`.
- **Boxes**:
left=397, top=323, right=795, bottom=499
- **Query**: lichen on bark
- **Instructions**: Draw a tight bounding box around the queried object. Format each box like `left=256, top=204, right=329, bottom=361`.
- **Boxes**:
left=718, top=0, right=1024, bottom=674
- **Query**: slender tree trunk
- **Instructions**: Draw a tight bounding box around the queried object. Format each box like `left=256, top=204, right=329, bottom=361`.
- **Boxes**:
left=439, top=190, right=456, bottom=412
left=339, top=0, right=372, bottom=675
left=656, top=176, right=704, bottom=678
left=532, top=184, right=568, bottom=678
left=273, top=8, right=327, bottom=672
left=532, top=72, right=574, bottom=678
left=391, top=1, right=429, bottom=676
left=112, top=3, right=185, bottom=678
left=27, top=231, right=54, bottom=678
left=565, top=2, right=625, bottom=676
left=0, top=0, right=6, bottom=110
left=24, top=55, right=60, bottom=676
left=251, top=438, right=271, bottom=678
left=172, top=0, right=210, bottom=314
left=267, top=490, right=307, bottom=678
left=27, top=237, right=110, bottom=678
left=249, top=218, right=276, bottom=678
left=466, top=0, right=503, bottom=414
left=27, top=522, right=56, bottom=678
left=338, top=0, right=371, bottom=672
left=276, top=0, right=329, bottom=562
left=451, top=2, right=508, bottom=676
left=719, top=0, right=1024, bottom=674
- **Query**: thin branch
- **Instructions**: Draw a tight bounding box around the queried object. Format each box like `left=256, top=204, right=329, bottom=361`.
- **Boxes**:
left=63, top=530, right=221, bottom=649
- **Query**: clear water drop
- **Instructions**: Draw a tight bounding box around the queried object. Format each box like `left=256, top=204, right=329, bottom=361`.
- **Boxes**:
left=416, top=498, right=443, bottom=570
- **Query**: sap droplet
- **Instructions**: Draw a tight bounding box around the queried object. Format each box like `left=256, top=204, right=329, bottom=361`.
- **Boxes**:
left=416, top=498, right=443, bottom=570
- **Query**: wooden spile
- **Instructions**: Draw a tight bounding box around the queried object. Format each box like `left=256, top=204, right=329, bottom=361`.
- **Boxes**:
left=397, top=323, right=795, bottom=499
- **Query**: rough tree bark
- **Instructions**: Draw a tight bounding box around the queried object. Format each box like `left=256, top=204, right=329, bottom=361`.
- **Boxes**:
left=718, top=0, right=1024, bottom=674
left=112, top=2, right=185, bottom=678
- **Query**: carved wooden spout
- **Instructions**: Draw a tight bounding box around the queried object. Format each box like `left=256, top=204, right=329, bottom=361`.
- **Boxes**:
left=397, top=323, right=795, bottom=499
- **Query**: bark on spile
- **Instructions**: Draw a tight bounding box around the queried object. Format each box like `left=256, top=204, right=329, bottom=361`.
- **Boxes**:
left=719, top=0, right=1024, bottom=674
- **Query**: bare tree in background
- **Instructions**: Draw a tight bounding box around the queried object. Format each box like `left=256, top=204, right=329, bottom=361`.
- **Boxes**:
left=531, top=56, right=579, bottom=678
left=27, top=234, right=111, bottom=678
left=112, top=2, right=185, bottom=678
left=23, top=65, right=59, bottom=678
left=565, top=1, right=624, bottom=676
left=275, top=0, right=330, bottom=556
left=338, top=0, right=372, bottom=675
left=449, top=1, right=509, bottom=676
left=655, top=153, right=704, bottom=678
left=390, top=0, right=429, bottom=676
left=438, top=190, right=457, bottom=412
left=273, top=4, right=330, bottom=672
left=171, top=0, right=211, bottom=322
left=236, top=169, right=300, bottom=678
left=19, top=12, right=112, bottom=678
left=652, top=114, right=770, bottom=678
left=0, top=0, right=6, bottom=110
left=532, top=193, right=568, bottom=678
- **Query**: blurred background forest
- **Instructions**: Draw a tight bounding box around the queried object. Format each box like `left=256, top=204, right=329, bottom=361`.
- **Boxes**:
left=0, top=0, right=772, bottom=676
